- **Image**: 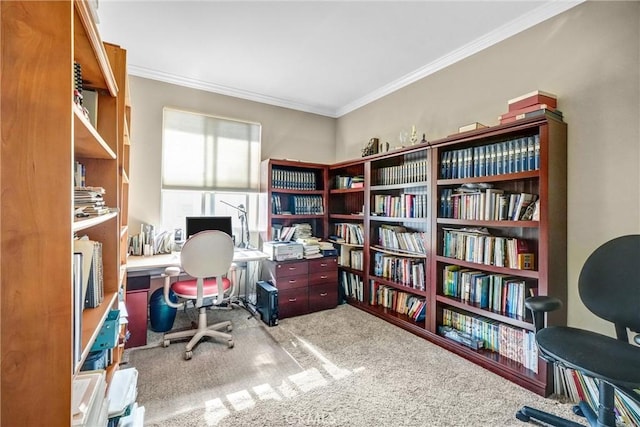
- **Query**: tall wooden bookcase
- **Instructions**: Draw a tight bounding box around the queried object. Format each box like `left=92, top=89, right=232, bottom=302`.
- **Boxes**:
left=1, top=1, right=131, bottom=423
left=259, top=158, right=329, bottom=244
left=325, top=114, right=566, bottom=396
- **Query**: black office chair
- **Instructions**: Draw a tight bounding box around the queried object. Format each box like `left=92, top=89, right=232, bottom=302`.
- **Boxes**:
left=516, top=234, right=640, bottom=427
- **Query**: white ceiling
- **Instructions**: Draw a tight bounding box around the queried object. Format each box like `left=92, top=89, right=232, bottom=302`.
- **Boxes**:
left=96, top=1, right=582, bottom=118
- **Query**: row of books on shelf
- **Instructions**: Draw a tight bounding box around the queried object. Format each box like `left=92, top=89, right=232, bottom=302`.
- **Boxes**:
left=271, top=194, right=324, bottom=215
left=439, top=134, right=540, bottom=180
left=340, top=270, right=364, bottom=302
left=271, top=168, right=318, bottom=190
left=440, top=187, right=538, bottom=221
left=377, top=225, right=427, bottom=255
left=72, top=237, right=105, bottom=373
left=74, top=236, right=104, bottom=309
left=442, top=308, right=539, bottom=373
left=373, top=158, right=428, bottom=186
left=331, top=222, right=365, bottom=245
left=338, top=246, right=363, bottom=270
left=372, top=251, right=426, bottom=291
left=443, top=228, right=536, bottom=270
left=370, top=281, right=426, bottom=321
left=442, top=265, right=536, bottom=319
left=553, top=364, right=639, bottom=426
left=371, top=193, right=428, bottom=218
left=334, top=175, right=364, bottom=189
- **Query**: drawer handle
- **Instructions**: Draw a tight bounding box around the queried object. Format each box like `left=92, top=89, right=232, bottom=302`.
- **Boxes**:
left=288, top=279, right=297, bottom=284
left=320, top=275, right=328, bottom=279
left=288, top=267, right=297, bottom=271
left=288, top=298, right=297, bottom=302
left=320, top=263, right=327, bottom=267
left=320, top=292, right=328, bottom=297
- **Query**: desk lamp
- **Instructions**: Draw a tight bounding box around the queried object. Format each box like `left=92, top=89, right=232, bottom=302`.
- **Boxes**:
left=220, top=200, right=251, bottom=249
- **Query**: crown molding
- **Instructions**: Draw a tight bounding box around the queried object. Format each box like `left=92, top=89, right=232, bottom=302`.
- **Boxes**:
left=334, top=0, right=585, bottom=117
left=128, top=0, right=584, bottom=119
left=127, top=65, right=338, bottom=117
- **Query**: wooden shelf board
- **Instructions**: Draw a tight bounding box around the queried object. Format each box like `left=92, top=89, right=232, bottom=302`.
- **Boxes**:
left=79, top=291, right=118, bottom=365
left=437, top=170, right=539, bottom=186
left=371, top=245, right=427, bottom=259
left=435, top=255, right=539, bottom=279
left=73, top=105, right=116, bottom=159
left=369, top=274, right=429, bottom=297
left=329, top=239, right=364, bottom=248
left=337, top=265, right=364, bottom=275
left=272, top=214, right=325, bottom=219
left=73, top=211, right=118, bottom=232
left=369, top=215, right=427, bottom=223
left=435, top=295, right=535, bottom=331
left=271, top=188, right=325, bottom=195
left=437, top=218, right=539, bottom=228
left=329, top=213, right=364, bottom=220
left=73, top=0, right=117, bottom=95
left=330, top=187, right=365, bottom=194
left=371, top=181, right=428, bottom=191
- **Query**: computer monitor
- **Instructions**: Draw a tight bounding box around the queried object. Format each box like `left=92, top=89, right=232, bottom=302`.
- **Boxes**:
left=185, top=216, right=233, bottom=240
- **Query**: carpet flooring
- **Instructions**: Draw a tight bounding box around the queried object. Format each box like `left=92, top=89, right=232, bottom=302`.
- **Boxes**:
left=124, top=303, right=583, bottom=426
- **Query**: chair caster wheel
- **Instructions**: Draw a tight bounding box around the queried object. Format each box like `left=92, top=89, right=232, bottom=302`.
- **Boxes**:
left=227, top=340, right=234, bottom=348
left=572, top=405, right=584, bottom=417
left=184, top=350, right=193, bottom=360
left=163, top=340, right=170, bottom=348
left=515, top=410, right=530, bottom=422
left=227, top=325, right=233, bottom=332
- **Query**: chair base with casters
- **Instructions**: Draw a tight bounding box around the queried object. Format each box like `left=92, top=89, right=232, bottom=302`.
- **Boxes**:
left=161, top=230, right=238, bottom=360
left=516, top=234, right=640, bottom=427
left=162, top=303, right=234, bottom=361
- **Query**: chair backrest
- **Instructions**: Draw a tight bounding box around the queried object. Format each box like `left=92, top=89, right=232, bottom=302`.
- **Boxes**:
left=579, top=234, right=640, bottom=334
left=180, top=230, right=234, bottom=279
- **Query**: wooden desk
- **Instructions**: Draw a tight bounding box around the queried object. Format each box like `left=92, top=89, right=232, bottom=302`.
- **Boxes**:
left=124, top=249, right=269, bottom=348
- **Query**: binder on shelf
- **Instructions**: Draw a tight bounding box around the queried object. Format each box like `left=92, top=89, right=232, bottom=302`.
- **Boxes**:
left=73, top=253, right=84, bottom=372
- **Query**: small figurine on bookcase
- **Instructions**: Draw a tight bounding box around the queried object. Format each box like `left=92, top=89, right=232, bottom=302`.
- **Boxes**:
left=362, top=137, right=379, bottom=157
left=410, top=125, right=419, bottom=145
left=420, top=133, right=429, bottom=145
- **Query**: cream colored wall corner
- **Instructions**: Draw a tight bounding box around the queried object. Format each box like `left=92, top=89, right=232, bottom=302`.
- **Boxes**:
left=335, top=1, right=640, bottom=335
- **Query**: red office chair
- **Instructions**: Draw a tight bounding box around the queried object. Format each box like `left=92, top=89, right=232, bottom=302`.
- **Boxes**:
left=162, top=230, right=237, bottom=360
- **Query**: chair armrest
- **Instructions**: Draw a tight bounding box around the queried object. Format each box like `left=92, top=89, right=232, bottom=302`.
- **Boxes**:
left=164, top=266, right=181, bottom=277
left=525, top=296, right=563, bottom=332
left=162, top=266, right=184, bottom=309
left=525, top=295, right=563, bottom=314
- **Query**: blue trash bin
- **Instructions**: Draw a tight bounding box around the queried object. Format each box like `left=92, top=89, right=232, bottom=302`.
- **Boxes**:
left=149, top=287, right=178, bottom=332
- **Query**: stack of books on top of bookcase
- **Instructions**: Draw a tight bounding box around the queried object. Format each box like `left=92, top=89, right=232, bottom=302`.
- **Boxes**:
left=500, top=90, right=562, bottom=124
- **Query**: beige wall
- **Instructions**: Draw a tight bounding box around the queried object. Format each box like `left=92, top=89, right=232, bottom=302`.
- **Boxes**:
left=336, top=1, right=640, bottom=334
left=129, top=1, right=639, bottom=334
left=127, top=77, right=336, bottom=231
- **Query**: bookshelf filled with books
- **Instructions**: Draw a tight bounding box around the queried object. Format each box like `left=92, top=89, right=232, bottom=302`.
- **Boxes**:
left=260, top=158, right=329, bottom=243
left=364, top=148, right=430, bottom=333
left=1, top=1, right=134, bottom=423
left=328, top=160, right=367, bottom=304
left=429, top=114, right=567, bottom=395
left=318, top=114, right=566, bottom=396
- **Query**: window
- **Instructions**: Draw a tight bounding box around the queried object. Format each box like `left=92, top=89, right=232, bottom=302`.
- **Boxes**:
left=161, top=108, right=261, bottom=245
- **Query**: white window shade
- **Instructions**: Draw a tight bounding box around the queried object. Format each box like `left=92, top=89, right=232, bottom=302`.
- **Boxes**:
left=162, top=108, right=261, bottom=191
